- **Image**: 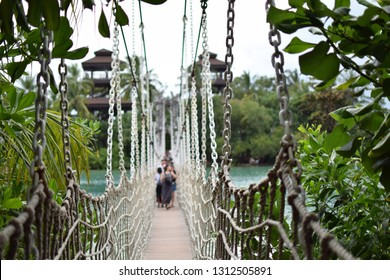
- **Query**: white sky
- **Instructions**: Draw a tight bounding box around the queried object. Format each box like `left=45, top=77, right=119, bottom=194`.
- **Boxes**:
left=70, top=0, right=299, bottom=95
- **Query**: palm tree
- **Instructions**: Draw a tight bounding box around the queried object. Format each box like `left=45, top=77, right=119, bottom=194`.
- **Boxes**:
left=120, top=56, right=163, bottom=103
left=52, top=64, right=93, bottom=118
left=0, top=81, right=99, bottom=195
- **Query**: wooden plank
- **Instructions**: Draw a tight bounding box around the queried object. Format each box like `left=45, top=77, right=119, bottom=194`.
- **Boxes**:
left=143, top=205, right=193, bottom=260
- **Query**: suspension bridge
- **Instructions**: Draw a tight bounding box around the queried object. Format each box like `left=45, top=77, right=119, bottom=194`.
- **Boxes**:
left=0, top=0, right=356, bottom=260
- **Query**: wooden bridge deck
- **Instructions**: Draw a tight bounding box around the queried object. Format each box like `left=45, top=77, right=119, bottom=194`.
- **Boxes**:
left=143, top=205, right=193, bottom=260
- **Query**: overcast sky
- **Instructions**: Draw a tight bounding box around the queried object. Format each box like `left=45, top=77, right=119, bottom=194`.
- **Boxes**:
left=70, top=0, right=299, bottom=95
left=68, top=0, right=368, bottom=95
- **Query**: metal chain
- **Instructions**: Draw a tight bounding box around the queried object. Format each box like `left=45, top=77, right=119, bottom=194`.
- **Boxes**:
left=184, top=111, right=190, bottom=166
left=132, top=0, right=136, bottom=56
left=180, top=68, right=189, bottom=166
left=190, top=0, right=194, bottom=67
left=112, top=20, right=126, bottom=177
left=200, top=7, right=218, bottom=187
left=31, top=28, right=53, bottom=184
left=140, top=68, right=147, bottom=177
left=130, top=85, right=138, bottom=180
left=59, top=58, right=73, bottom=182
left=266, top=0, right=303, bottom=191
left=221, top=0, right=235, bottom=168
left=190, top=75, right=200, bottom=177
left=200, top=9, right=209, bottom=182
left=106, top=21, right=120, bottom=189
left=148, top=106, right=153, bottom=169
left=265, top=1, right=292, bottom=138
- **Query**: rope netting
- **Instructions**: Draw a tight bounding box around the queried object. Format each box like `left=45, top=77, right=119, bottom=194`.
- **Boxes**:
left=0, top=4, right=155, bottom=260
left=0, top=0, right=358, bottom=261
left=175, top=0, right=356, bottom=260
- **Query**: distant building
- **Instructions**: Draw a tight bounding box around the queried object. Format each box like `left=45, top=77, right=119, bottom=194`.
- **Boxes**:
left=81, top=49, right=131, bottom=118
left=196, top=52, right=226, bottom=94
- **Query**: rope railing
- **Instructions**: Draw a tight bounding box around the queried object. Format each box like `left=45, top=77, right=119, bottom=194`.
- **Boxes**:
left=0, top=0, right=358, bottom=262
left=177, top=164, right=216, bottom=260
left=175, top=0, right=356, bottom=261
left=0, top=171, right=154, bottom=260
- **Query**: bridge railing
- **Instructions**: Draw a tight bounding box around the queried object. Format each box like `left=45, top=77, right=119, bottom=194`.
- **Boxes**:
left=0, top=171, right=155, bottom=260
left=178, top=147, right=355, bottom=260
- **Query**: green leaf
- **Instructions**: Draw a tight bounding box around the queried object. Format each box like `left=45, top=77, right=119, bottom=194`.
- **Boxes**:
left=336, top=137, right=362, bottom=157
left=0, top=0, right=15, bottom=42
left=324, top=125, right=350, bottom=152
left=346, top=92, right=383, bottom=116
left=115, top=3, right=129, bottom=26
left=63, top=47, right=89, bottom=60
left=1, top=198, right=23, bottom=210
left=334, top=7, right=350, bottom=16
left=14, top=0, right=30, bottom=32
left=370, top=132, right=390, bottom=157
left=11, top=113, right=25, bottom=123
left=17, top=91, right=35, bottom=111
left=48, top=67, right=58, bottom=95
left=41, top=0, right=60, bottom=30
left=307, top=0, right=335, bottom=17
left=267, top=6, right=313, bottom=34
left=53, top=17, right=73, bottom=45
left=357, top=0, right=376, bottom=8
left=336, top=76, right=358, bottom=90
left=335, top=0, right=350, bottom=9
left=314, top=76, right=337, bottom=90
left=52, top=40, right=73, bottom=58
left=284, top=37, right=316, bottom=54
left=0, top=112, right=12, bottom=121
left=299, top=41, right=340, bottom=81
left=380, top=166, right=390, bottom=192
left=289, top=0, right=306, bottom=7
left=82, top=0, right=95, bottom=10
left=6, top=60, right=30, bottom=82
left=383, top=78, right=390, bottom=97
left=360, top=111, right=385, bottom=132
left=361, top=148, right=377, bottom=175
left=98, top=8, right=110, bottom=38
left=27, top=0, right=42, bottom=27
left=25, top=29, right=42, bottom=45
left=140, top=0, right=168, bottom=4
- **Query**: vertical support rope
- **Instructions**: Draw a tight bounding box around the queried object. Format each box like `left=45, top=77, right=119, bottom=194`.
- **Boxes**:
left=199, top=3, right=209, bottom=181
left=59, top=58, right=73, bottom=182
left=112, top=19, right=126, bottom=178
left=221, top=0, right=235, bottom=169
left=31, top=28, right=53, bottom=188
left=106, top=21, right=120, bottom=189
left=190, top=75, right=200, bottom=177
left=130, top=85, right=138, bottom=180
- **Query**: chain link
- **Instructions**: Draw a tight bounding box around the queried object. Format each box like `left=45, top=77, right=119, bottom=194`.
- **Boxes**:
left=190, top=75, right=200, bottom=177
left=59, top=58, right=74, bottom=182
left=139, top=58, right=146, bottom=177
left=200, top=7, right=219, bottom=187
left=106, top=21, right=121, bottom=189
left=130, top=84, right=138, bottom=180
left=266, top=0, right=303, bottom=190
left=112, top=21, right=126, bottom=177
left=31, top=28, right=53, bottom=184
left=200, top=10, right=208, bottom=182
left=221, top=0, right=235, bottom=168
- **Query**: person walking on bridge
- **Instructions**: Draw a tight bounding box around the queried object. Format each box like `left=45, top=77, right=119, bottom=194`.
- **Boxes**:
left=161, top=164, right=177, bottom=209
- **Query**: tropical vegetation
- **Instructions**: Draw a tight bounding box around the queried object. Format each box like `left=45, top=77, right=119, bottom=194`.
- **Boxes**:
left=0, top=0, right=389, bottom=259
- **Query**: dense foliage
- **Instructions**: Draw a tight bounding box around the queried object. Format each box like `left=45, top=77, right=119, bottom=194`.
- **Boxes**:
left=298, top=124, right=389, bottom=259
left=268, top=0, right=390, bottom=189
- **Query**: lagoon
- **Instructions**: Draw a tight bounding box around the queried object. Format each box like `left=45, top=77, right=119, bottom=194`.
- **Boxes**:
left=80, top=165, right=271, bottom=196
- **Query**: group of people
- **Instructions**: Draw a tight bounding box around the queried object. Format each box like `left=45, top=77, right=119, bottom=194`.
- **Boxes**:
left=155, top=158, right=177, bottom=209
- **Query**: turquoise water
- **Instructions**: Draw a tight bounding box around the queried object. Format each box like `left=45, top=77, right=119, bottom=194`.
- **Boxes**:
left=80, top=165, right=271, bottom=196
